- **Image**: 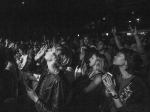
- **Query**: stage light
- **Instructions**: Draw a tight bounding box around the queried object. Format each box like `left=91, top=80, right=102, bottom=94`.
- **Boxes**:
left=136, top=18, right=140, bottom=22
left=78, top=34, right=80, bottom=37
left=106, top=33, right=109, bottom=36
left=127, top=33, right=132, bottom=36
left=22, top=2, right=25, bottom=5
left=103, top=18, right=105, bottom=20
left=129, top=21, right=131, bottom=23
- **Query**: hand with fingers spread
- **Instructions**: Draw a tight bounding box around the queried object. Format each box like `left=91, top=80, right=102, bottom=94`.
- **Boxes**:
left=102, top=74, right=116, bottom=94
left=112, top=27, right=117, bottom=36
left=129, top=25, right=138, bottom=36
left=35, top=45, right=47, bottom=61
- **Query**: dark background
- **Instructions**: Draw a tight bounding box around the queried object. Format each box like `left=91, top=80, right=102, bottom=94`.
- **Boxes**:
left=0, top=0, right=150, bottom=41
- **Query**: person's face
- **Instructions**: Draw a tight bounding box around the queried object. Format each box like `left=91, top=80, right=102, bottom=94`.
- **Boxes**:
left=84, top=37, right=89, bottom=45
left=79, top=51, right=85, bottom=60
left=113, top=52, right=126, bottom=66
left=97, top=41, right=105, bottom=51
left=89, top=54, right=97, bottom=67
left=19, top=49, right=23, bottom=55
left=44, top=47, right=56, bottom=61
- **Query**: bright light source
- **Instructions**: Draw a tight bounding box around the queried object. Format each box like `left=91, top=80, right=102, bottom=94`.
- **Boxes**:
left=140, top=32, right=146, bottom=35
left=22, top=2, right=25, bottom=4
left=103, top=18, right=105, bottom=20
left=129, top=21, right=131, bottom=23
left=136, top=18, right=140, bottom=22
left=127, top=33, right=132, bottom=36
left=77, top=34, right=80, bottom=37
left=106, top=33, right=109, bottom=36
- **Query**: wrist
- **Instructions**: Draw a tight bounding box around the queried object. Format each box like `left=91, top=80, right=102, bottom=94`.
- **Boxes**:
left=111, top=94, right=119, bottom=99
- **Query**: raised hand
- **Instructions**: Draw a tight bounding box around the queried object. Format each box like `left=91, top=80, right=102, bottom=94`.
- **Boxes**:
left=112, top=27, right=117, bottom=35
left=35, top=45, right=47, bottom=61
left=8, top=43, right=14, bottom=48
left=129, top=25, right=138, bottom=36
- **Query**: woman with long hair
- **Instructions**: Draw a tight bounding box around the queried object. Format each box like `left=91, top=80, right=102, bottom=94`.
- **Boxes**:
left=73, top=51, right=108, bottom=112
left=103, top=48, right=150, bottom=112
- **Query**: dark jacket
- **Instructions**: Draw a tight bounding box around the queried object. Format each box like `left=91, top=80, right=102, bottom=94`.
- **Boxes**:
left=0, top=70, right=15, bottom=105
left=35, top=69, right=70, bottom=112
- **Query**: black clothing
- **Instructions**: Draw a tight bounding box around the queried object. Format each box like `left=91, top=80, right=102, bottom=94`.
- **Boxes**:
left=34, top=69, right=70, bottom=112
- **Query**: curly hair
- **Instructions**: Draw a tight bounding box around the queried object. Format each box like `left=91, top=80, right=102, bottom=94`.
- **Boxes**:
left=119, top=48, right=143, bottom=75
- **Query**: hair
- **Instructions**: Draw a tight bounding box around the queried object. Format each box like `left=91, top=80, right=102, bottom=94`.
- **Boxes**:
left=92, top=51, right=108, bottom=73
left=5, top=48, right=15, bottom=61
left=54, top=43, right=72, bottom=67
left=19, top=44, right=28, bottom=54
left=51, top=53, right=63, bottom=74
left=97, top=38, right=108, bottom=46
left=119, top=48, right=143, bottom=75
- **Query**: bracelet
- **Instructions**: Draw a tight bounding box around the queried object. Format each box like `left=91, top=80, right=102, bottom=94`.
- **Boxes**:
left=112, top=94, right=119, bottom=99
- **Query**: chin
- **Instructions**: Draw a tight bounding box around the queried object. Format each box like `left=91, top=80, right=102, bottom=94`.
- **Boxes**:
left=113, top=61, right=116, bottom=65
left=89, top=63, right=93, bottom=67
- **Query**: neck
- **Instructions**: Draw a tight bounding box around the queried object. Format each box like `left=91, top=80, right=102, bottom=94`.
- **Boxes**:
left=47, top=60, right=58, bottom=74
left=92, top=68, right=100, bottom=74
left=119, top=66, right=132, bottom=79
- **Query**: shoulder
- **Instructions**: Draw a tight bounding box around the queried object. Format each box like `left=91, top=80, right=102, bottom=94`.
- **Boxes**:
left=93, top=73, right=102, bottom=84
left=129, top=76, right=148, bottom=94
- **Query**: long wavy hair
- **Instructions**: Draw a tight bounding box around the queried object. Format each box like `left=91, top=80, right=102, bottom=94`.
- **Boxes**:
left=92, top=51, right=108, bottom=74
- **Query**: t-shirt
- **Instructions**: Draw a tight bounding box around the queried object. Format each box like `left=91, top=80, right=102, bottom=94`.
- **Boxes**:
left=118, top=74, right=135, bottom=91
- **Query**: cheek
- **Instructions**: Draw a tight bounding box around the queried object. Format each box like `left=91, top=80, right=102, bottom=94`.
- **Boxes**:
left=113, top=58, right=124, bottom=65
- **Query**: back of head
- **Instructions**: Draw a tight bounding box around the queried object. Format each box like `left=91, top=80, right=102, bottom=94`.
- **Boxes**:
left=19, top=44, right=29, bottom=54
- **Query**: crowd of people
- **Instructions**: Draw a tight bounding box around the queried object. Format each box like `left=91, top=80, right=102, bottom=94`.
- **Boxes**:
left=0, top=26, right=150, bottom=112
